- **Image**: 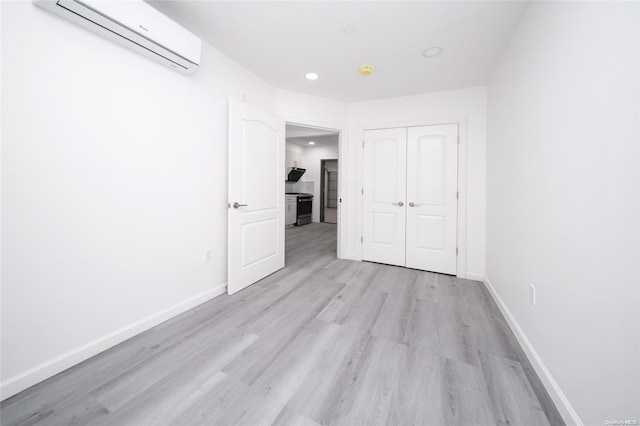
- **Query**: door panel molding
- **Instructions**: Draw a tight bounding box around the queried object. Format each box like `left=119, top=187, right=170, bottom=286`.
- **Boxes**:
left=359, top=118, right=468, bottom=278
left=228, top=99, right=285, bottom=295
left=406, top=124, right=458, bottom=274
left=362, top=128, right=407, bottom=267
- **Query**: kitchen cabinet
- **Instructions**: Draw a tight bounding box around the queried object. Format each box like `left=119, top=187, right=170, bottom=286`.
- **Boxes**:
left=285, top=195, right=297, bottom=225
left=286, top=149, right=305, bottom=169
left=285, top=148, right=306, bottom=180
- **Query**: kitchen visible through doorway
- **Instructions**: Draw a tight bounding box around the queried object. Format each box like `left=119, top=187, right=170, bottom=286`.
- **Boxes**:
left=285, top=123, right=340, bottom=257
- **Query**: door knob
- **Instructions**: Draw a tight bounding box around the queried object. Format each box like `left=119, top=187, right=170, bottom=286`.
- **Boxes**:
left=409, top=202, right=420, bottom=207
left=232, top=202, right=248, bottom=209
left=392, top=201, right=404, bottom=206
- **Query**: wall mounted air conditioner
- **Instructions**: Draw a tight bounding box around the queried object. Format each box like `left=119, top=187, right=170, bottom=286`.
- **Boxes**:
left=33, top=0, right=201, bottom=74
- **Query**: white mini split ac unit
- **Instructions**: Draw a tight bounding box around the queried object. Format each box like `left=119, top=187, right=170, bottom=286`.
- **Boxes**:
left=33, top=0, right=202, bottom=74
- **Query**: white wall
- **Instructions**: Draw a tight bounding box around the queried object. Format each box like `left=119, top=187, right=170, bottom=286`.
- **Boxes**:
left=1, top=1, right=275, bottom=398
left=346, top=87, right=487, bottom=280
left=486, top=2, right=639, bottom=424
left=276, top=90, right=348, bottom=130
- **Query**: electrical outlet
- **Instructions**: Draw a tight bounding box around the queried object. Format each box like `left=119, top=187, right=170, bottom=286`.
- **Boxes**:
left=530, top=284, right=536, bottom=306
left=205, top=249, right=212, bottom=263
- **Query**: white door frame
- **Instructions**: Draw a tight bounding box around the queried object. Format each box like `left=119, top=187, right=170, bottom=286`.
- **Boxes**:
left=357, top=117, right=468, bottom=279
left=280, top=117, right=345, bottom=259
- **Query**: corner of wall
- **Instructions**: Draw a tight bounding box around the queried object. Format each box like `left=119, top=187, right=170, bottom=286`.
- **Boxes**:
left=483, top=276, right=583, bottom=425
left=0, top=284, right=227, bottom=401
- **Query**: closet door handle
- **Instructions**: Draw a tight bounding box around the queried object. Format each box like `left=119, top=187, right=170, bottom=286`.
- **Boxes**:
left=409, top=202, right=420, bottom=207
left=392, top=201, right=404, bottom=207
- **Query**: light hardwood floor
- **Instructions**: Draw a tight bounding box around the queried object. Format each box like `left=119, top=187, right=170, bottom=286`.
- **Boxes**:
left=1, top=223, right=563, bottom=426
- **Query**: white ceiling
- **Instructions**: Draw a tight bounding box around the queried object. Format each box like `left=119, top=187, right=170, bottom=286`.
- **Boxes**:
left=148, top=1, right=529, bottom=102
left=286, top=124, right=339, bottom=139
left=286, top=124, right=339, bottom=148
left=287, top=135, right=339, bottom=149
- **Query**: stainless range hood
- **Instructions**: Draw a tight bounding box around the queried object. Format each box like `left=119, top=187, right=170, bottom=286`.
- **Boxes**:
left=286, top=167, right=306, bottom=182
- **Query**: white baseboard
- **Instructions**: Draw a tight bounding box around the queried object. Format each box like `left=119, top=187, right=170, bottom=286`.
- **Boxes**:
left=339, top=254, right=361, bottom=261
left=483, top=277, right=582, bottom=426
left=465, top=272, right=485, bottom=282
left=0, top=283, right=227, bottom=401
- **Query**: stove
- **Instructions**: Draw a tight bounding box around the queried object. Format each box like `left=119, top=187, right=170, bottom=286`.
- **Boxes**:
left=286, top=193, right=313, bottom=226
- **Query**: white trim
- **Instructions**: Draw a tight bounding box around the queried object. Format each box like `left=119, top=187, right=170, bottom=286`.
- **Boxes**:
left=356, top=116, right=469, bottom=278
left=483, top=276, right=583, bottom=426
left=465, top=272, right=485, bottom=282
left=455, top=119, right=468, bottom=279
left=0, top=284, right=227, bottom=401
left=341, top=254, right=361, bottom=262
left=280, top=116, right=346, bottom=259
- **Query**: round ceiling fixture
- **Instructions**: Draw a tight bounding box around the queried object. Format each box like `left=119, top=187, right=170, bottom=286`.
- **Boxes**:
left=343, top=25, right=356, bottom=35
left=422, top=47, right=443, bottom=58
left=305, top=72, right=319, bottom=80
left=308, top=141, right=316, bottom=145
left=358, top=64, right=374, bottom=76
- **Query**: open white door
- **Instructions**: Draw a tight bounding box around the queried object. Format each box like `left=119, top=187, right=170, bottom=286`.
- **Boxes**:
left=362, top=128, right=407, bottom=267
left=228, top=99, right=285, bottom=295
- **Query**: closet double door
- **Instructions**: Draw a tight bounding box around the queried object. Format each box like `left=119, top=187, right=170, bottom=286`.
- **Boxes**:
left=362, top=124, right=458, bottom=275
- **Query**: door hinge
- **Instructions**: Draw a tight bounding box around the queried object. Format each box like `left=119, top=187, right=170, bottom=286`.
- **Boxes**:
left=456, top=191, right=459, bottom=199
left=362, top=188, right=364, bottom=195
left=361, top=236, right=363, bottom=243
left=362, top=140, right=365, bottom=148
left=456, top=247, right=458, bottom=255
left=457, top=135, right=460, bottom=144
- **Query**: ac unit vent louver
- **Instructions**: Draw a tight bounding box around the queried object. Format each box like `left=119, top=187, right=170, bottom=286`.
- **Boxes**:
left=34, top=0, right=201, bottom=74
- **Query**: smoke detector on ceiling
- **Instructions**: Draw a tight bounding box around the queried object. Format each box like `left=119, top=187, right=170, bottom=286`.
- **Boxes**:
left=359, top=64, right=374, bottom=76
left=422, top=47, right=443, bottom=58
left=343, top=25, right=356, bottom=35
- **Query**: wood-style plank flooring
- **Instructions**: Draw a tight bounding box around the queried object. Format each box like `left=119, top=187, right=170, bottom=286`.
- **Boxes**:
left=1, top=223, right=564, bottom=426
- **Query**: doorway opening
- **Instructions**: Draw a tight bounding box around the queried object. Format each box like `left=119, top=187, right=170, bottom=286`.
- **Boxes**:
left=320, top=159, right=338, bottom=224
left=284, top=123, right=341, bottom=257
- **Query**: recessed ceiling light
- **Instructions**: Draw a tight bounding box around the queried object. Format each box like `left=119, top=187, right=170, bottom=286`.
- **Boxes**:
left=359, top=64, right=374, bottom=76
left=305, top=72, right=319, bottom=80
left=308, top=141, right=316, bottom=145
left=422, top=47, right=443, bottom=58
left=343, top=25, right=356, bottom=35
